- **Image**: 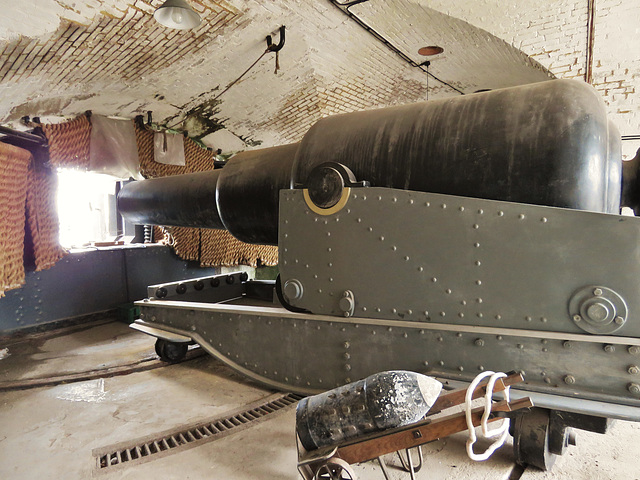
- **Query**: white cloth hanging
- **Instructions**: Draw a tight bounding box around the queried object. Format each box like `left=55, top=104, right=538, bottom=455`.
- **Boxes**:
left=154, top=131, right=186, bottom=166
left=89, top=115, right=142, bottom=180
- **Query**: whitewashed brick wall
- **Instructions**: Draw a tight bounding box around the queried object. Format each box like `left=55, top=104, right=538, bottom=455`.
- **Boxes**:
left=424, top=0, right=640, bottom=158
left=0, top=0, right=637, bottom=157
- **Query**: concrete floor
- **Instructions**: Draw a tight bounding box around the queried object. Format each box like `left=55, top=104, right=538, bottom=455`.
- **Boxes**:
left=0, top=320, right=638, bottom=480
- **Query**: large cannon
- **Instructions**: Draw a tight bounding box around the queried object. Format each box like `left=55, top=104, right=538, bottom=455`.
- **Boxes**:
left=120, top=80, right=640, bottom=470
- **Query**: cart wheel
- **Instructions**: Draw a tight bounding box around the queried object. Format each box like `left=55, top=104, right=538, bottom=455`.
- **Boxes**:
left=155, top=339, right=188, bottom=362
left=313, top=458, right=356, bottom=480
left=513, top=408, right=557, bottom=471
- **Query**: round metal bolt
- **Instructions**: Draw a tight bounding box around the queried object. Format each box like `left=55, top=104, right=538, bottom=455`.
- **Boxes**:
left=478, top=365, right=485, bottom=371
left=573, top=314, right=582, bottom=322
left=593, top=288, right=603, bottom=296
left=284, top=279, right=304, bottom=300
left=564, top=375, right=576, bottom=385
left=628, top=365, right=640, bottom=375
left=587, top=303, right=609, bottom=322
left=345, top=364, right=352, bottom=371
left=343, top=342, right=350, bottom=349
left=629, top=346, right=640, bottom=355
left=604, top=344, right=615, bottom=353
left=517, top=344, right=524, bottom=349
left=628, top=383, right=640, bottom=395
left=474, top=338, right=485, bottom=347
left=544, top=378, right=552, bottom=384
left=458, top=366, right=464, bottom=372
left=615, top=316, right=625, bottom=325
left=563, top=341, right=572, bottom=349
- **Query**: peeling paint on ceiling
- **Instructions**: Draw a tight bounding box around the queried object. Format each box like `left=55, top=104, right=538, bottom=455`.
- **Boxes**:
left=0, top=0, right=553, bottom=148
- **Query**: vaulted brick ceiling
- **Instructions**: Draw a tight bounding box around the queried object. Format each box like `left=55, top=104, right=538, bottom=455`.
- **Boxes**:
left=0, top=0, right=552, bottom=148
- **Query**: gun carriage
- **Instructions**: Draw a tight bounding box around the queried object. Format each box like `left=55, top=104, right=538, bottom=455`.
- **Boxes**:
left=119, top=80, right=640, bottom=470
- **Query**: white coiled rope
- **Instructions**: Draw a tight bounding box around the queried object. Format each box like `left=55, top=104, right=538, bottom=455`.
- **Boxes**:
left=464, top=370, right=511, bottom=461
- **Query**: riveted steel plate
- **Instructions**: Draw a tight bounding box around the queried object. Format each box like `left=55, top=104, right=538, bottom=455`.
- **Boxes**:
left=279, top=188, right=640, bottom=337
left=135, top=300, right=640, bottom=418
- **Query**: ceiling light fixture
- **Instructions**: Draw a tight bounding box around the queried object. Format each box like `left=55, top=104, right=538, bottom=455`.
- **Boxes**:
left=418, top=46, right=444, bottom=56
left=154, top=0, right=201, bottom=30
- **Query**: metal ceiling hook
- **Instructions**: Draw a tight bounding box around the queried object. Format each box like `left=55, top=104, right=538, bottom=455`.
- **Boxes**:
left=266, top=26, right=286, bottom=52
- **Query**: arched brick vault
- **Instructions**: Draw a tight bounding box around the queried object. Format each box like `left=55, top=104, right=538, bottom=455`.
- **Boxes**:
left=0, top=0, right=638, bottom=156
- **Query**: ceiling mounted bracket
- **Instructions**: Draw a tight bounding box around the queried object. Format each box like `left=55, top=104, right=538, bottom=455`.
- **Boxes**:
left=266, top=26, right=286, bottom=52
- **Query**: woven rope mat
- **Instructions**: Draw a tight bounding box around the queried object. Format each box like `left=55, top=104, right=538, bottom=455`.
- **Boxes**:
left=134, top=122, right=277, bottom=267
left=40, top=115, right=91, bottom=169
left=26, top=164, right=67, bottom=271
left=200, top=229, right=278, bottom=267
left=0, top=143, right=31, bottom=296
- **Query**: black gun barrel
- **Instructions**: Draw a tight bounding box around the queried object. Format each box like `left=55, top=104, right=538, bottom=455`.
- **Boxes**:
left=118, top=80, right=623, bottom=245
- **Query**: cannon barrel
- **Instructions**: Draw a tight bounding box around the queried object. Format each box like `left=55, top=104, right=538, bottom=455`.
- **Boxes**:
left=118, top=80, right=623, bottom=245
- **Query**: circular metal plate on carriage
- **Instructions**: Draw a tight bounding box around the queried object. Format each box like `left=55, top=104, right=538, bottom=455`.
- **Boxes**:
left=568, top=285, right=627, bottom=334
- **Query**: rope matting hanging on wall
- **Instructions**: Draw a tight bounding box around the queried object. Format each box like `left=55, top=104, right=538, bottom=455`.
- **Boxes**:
left=40, top=115, right=91, bottom=169
left=134, top=122, right=278, bottom=267
left=200, top=229, right=278, bottom=267
left=0, top=143, right=30, bottom=296
left=26, top=163, right=67, bottom=271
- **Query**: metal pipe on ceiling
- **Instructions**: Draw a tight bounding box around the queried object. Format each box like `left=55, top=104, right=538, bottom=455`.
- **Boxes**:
left=329, top=0, right=465, bottom=95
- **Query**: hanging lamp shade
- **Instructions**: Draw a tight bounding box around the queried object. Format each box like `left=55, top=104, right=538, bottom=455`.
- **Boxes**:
left=154, top=0, right=201, bottom=30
